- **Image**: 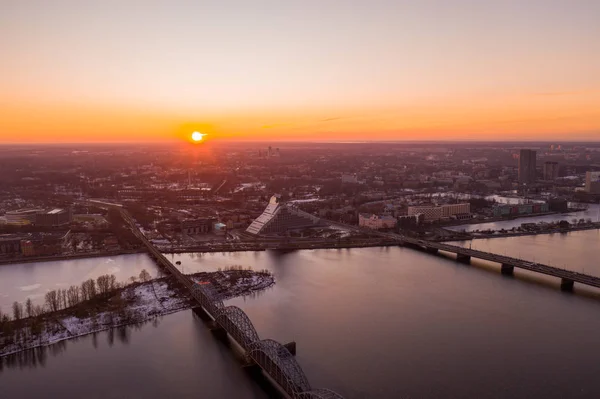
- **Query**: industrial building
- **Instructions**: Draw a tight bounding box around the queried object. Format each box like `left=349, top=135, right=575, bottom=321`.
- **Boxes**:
left=246, top=195, right=321, bottom=235
left=181, top=218, right=216, bottom=234
left=492, top=203, right=549, bottom=217
left=35, top=208, right=73, bottom=227
left=4, top=209, right=43, bottom=226
left=358, top=214, right=397, bottom=230
left=4, top=207, right=72, bottom=227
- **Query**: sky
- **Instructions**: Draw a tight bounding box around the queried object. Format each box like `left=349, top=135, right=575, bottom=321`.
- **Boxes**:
left=1, top=0, right=599, bottom=143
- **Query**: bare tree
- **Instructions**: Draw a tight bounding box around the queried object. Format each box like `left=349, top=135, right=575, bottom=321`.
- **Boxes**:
left=62, top=289, right=68, bottom=309
left=97, top=275, right=110, bottom=297
left=109, top=274, right=117, bottom=291
left=12, top=301, right=23, bottom=320
left=34, top=305, right=45, bottom=317
left=26, top=298, right=34, bottom=318
left=67, top=285, right=80, bottom=307
left=81, top=279, right=97, bottom=301
left=45, top=290, right=60, bottom=312
left=139, top=269, right=151, bottom=283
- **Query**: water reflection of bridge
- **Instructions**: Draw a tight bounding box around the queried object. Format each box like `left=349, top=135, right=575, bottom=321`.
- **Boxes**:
left=121, top=209, right=344, bottom=399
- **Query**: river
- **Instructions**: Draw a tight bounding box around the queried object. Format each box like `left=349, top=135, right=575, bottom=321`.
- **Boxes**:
left=0, top=253, right=160, bottom=311
left=2, top=239, right=600, bottom=398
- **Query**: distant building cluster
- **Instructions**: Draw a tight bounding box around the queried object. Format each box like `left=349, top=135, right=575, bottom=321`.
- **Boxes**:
left=258, top=146, right=281, bottom=159
left=246, top=195, right=321, bottom=235
left=358, top=213, right=397, bottom=230
left=492, top=203, right=549, bottom=217
left=341, top=174, right=365, bottom=184
left=3, top=208, right=72, bottom=227
left=407, top=203, right=471, bottom=222
left=0, top=231, right=70, bottom=256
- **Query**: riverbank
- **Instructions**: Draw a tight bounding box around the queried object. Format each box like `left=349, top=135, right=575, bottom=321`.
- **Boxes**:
left=161, top=238, right=398, bottom=253
left=0, top=268, right=275, bottom=358
left=467, top=224, right=600, bottom=240
left=441, top=211, right=566, bottom=229
left=442, top=222, right=600, bottom=241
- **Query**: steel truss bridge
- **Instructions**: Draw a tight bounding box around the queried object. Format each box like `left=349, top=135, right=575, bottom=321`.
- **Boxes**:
left=119, top=209, right=344, bottom=399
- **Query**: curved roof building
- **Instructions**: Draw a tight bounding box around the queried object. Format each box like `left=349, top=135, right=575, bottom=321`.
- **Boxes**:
left=246, top=195, right=321, bottom=236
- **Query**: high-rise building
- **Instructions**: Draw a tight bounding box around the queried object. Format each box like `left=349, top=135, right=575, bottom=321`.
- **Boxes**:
left=585, top=171, right=600, bottom=194
left=543, top=161, right=559, bottom=181
left=518, top=149, right=537, bottom=184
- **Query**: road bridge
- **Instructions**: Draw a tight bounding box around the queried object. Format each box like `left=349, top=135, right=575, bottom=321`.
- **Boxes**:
left=376, top=230, right=600, bottom=291
left=118, top=208, right=344, bottom=399
left=326, top=220, right=600, bottom=291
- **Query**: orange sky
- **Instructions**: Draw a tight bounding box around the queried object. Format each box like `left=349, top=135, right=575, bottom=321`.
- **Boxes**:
left=1, top=1, right=599, bottom=143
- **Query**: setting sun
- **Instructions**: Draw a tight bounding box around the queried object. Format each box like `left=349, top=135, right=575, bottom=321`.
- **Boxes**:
left=191, top=132, right=205, bottom=142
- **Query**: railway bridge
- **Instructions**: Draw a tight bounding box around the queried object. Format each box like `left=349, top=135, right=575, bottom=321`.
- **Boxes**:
left=118, top=208, right=344, bottom=399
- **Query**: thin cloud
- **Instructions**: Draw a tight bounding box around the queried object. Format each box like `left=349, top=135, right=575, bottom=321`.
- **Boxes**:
left=320, top=117, right=343, bottom=122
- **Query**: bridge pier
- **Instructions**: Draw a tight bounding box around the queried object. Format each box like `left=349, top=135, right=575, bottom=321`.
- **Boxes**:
left=425, top=247, right=439, bottom=255
left=560, top=278, right=574, bottom=292
left=208, top=321, right=228, bottom=339
left=456, top=253, right=471, bottom=264
left=501, top=264, right=514, bottom=276
left=192, top=306, right=212, bottom=321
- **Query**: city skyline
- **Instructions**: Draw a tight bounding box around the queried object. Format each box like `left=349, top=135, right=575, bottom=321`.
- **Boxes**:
left=1, top=0, right=599, bottom=143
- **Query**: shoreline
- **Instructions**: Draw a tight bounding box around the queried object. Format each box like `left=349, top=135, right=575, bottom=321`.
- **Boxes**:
left=444, top=224, right=600, bottom=241
left=160, top=239, right=398, bottom=254
left=0, top=249, right=146, bottom=267
left=0, top=241, right=398, bottom=266
left=441, top=211, right=568, bottom=229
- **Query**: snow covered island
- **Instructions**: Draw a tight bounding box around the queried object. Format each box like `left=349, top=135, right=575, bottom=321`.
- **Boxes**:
left=0, top=268, right=275, bottom=358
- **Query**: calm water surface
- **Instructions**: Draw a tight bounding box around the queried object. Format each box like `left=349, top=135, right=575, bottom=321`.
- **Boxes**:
left=0, top=253, right=160, bottom=310
left=2, top=237, right=600, bottom=398
left=450, top=204, right=599, bottom=232
left=1, top=311, right=268, bottom=399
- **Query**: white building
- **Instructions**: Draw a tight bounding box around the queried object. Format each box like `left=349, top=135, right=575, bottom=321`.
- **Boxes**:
left=407, top=203, right=471, bottom=222
left=341, top=174, right=364, bottom=184
left=358, top=214, right=397, bottom=230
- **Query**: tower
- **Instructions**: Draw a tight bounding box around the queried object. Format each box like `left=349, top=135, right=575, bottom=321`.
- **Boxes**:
left=518, top=149, right=537, bottom=184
